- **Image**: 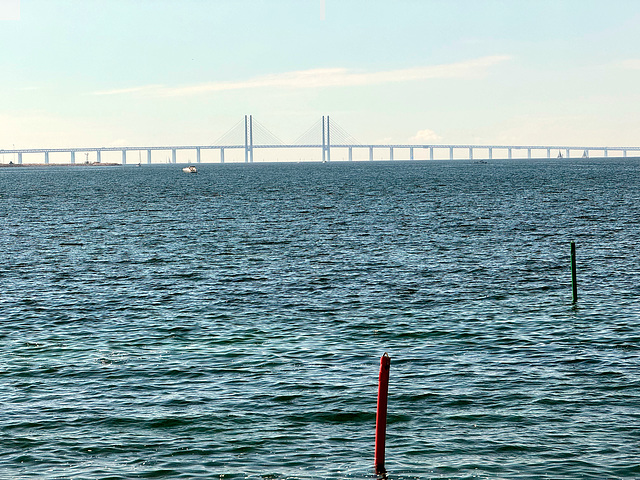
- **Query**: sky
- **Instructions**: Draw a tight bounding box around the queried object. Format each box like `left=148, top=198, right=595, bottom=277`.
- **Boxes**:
left=2, top=0, right=640, bottom=152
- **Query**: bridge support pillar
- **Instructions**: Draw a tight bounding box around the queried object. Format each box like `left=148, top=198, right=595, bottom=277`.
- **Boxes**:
left=468, top=147, right=473, bottom=160
left=122, top=150, right=127, bottom=165
left=147, top=149, right=151, bottom=164
left=197, top=147, right=201, bottom=164
left=508, top=148, right=512, bottom=160
left=18, top=152, right=22, bottom=165
left=624, top=150, right=627, bottom=158
left=410, top=147, right=414, bottom=161
left=449, top=147, right=453, bottom=160
left=172, top=148, right=177, bottom=164
left=488, top=147, right=492, bottom=160
left=430, top=146, right=434, bottom=161
left=70, top=151, right=75, bottom=164
left=604, top=148, right=608, bottom=158
left=546, top=148, right=550, bottom=159
left=527, top=148, right=532, bottom=159
left=45, top=151, right=49, bottom=164
left=566, top=149, right=570, bottom=159
left=349, top=147, right=353, bottom=162
left=390, top=147, right=394, bottom=161
left=97, top=150, right=101, bottom=163
left=220, top=148, right=225, bottom=163
left=369, top=146, right=373, bottom=161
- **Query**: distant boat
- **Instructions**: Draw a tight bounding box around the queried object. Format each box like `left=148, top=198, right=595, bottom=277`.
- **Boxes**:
left=182, top=165, right=197, bottom=173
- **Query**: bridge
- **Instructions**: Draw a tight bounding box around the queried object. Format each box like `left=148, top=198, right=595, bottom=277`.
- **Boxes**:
left=1, top=115, right=639, bottom=165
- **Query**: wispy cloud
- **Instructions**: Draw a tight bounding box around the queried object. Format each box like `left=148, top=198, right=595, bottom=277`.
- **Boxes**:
left=91, top=55, right=512, bottom=97
left=92, top=84, right=165, bottom=96
left=618, top=59, right=640, bottom=70
left=0, top=0, right=20, bottom=21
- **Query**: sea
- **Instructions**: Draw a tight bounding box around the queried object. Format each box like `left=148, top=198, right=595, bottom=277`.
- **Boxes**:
left=1, top=158, right=639, bottom=479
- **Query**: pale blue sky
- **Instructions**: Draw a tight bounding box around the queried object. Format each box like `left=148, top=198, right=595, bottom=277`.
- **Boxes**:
left=2, top=0, right=640, bottom=149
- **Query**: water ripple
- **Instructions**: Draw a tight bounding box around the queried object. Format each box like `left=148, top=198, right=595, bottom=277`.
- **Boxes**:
left=1, top=160, right=640, bottom=478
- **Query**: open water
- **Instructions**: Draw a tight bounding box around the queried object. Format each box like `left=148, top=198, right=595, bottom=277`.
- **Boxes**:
left=1, top=159, right=639, bottom=479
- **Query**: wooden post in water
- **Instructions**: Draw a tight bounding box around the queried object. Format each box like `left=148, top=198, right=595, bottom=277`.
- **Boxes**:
left=571, top=241, right=578, bottom=304
left=375, top=353, right=391, bottom=474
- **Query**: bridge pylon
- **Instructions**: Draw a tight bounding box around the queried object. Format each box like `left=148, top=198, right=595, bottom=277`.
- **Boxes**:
left=244, top=115, right=254, bottom=163
left=322, top=115, right=331, bottom=162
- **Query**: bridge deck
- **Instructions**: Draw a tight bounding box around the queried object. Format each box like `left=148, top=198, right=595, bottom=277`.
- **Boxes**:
left=2, top=144, right=640, bottom=154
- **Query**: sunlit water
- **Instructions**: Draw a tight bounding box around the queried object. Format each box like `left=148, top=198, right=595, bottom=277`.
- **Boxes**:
left=1, top=159, right=639, bottom=479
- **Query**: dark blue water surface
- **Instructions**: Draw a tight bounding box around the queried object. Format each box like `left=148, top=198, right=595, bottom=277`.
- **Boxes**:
left=1, top=159, right=639, bottom=479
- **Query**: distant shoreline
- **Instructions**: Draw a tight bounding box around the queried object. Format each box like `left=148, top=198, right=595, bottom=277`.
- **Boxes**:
left=0, top=163, right=121, bottom=168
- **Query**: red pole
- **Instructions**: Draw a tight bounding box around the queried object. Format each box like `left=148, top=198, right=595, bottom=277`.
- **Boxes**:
left=375, top=352, right=391, bottom=474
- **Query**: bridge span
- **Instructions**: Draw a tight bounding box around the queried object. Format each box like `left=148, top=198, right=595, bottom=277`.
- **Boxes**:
left=2, top=115, right=639, bottom=164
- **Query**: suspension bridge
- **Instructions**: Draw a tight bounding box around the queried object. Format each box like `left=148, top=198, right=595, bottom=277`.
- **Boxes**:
left=1, top=115, right=639, bottom=165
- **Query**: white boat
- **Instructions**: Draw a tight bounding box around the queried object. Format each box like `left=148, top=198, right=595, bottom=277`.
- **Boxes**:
left=182, top=165, right=197, bottom=173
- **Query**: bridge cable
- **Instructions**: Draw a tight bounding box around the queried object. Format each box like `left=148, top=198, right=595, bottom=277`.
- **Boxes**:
left=293, top=118, right=323, bottom=146
left=329, top=119, right=360, bottom=145
left=213, top=118, right=246, bottom=146
left=251, top=118, right=285, bottom=145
